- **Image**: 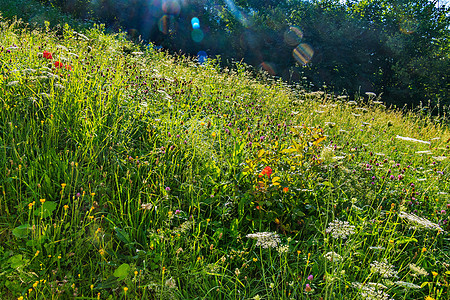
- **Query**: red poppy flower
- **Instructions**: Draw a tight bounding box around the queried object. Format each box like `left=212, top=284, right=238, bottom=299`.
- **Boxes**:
left=43, top=51, right=53, bottom=59
left=65, top=65, right=72, bottom=71
left=261, top=166, right=272, bottom=177
left=54, top=61, right=63, bottom=68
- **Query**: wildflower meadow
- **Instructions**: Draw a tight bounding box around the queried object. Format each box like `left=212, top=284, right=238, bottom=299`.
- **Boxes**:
left=0, top=4, right=449, bottom=300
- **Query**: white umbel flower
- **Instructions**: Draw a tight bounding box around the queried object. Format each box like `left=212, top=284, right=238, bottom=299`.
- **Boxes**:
left=325, top=220, right=356, bottom=239
left=399, top=212, right=443, bottom=232
left=395, top=281, right=421, bottom=289
left=246, top=232, right=281, bottom=249
left=351, top=282, right=393, bottom=300
left=370, top=260, right=398, bottom=278
left=323, top=251, right=342, bottom=262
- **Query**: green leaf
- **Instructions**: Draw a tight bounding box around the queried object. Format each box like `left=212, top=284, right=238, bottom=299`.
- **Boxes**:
left=115, top=227, right=131, bottom=245
left=321, top=181, right=334, bottom=188
left=257, top=149, right=265, bottom=158
left=34, top=201, right=57, bottom=218
left=396, top=237, right=418, bottom=245
left=113, top=263, right=130, bottom=280
left=7, top=254, right=28, bottom=268
left=12, top=224, right=31, bottom=238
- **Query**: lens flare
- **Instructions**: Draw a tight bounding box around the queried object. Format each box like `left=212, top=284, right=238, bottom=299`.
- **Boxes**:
left=284, top=26, right=303, bottom=46
left=191, top=29, right=204, bottom=43
left=158, top=15, right=176, bottom=35
left=191, top=17, right=200, bottom=29
left=259, top=61, right=276, bottom=76
left=224, top=0, right=249, bottom=27
left=399, top=18, right=418, bottom=34
left=293, top=43, right=314, bottom=66
left=162, top=0, right=181, bottom=15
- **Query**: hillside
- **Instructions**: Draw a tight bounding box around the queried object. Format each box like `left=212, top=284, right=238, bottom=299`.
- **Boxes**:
left=0, top=9, right=449, bottom=300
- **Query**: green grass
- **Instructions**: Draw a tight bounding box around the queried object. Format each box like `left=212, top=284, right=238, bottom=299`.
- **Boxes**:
left=0, top=6, right=449, bottom=300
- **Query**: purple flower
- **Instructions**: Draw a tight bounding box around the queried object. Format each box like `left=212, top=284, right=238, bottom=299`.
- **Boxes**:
left=165, top=187, right=171, bottom=191
left=76, top=193, right=81, bottom=197
left=307, top=275, right=313, bottom=281
left=390, top=175, right=395, bottom=180
left=175, top=209, right=181, bottom=214
left=441, top=210, right=446, bottom=214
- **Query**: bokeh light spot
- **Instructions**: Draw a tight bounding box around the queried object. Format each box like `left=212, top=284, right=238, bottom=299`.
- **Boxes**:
left=191, top=17, right=200, bottom=29
left=197, top=50, right=207, bottom=64
left=293, top=43, right=314, bottom=66
left=158, top=15, right=170, bottom=34
left=284, top=26, right=303, bottom=46
left=191, top=29, right=204, bottom=43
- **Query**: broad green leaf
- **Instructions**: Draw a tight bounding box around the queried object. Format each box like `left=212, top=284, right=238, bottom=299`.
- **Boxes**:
left=34, top=201, right=57, bottom=218
left=113, top=263, right=130, bottom=280
left=8, top=254, right=28, bottom=268
left=12, top=224, right=31, bottom=238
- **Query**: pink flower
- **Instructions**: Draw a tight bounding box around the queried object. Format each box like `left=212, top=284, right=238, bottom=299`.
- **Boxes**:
left=307, top=274, right=313, bottom=281
left=305, top=284, right=312, bottom=292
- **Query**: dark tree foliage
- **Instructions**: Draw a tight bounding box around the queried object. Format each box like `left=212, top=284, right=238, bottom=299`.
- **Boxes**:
left=38, top=0, right=450, bottom=108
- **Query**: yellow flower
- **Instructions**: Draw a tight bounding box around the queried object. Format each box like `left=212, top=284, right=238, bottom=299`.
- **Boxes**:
left=432, top=271, right=438, bottom=277
left=425, top=297, right=435, bottom=300
left=253, top=258, right=258, bottom=262
left=211, top=132, right=216, bottom=138
left=40, top=198, right=45, bottom=203
left=33, top=281, right=38, bottom=288
left=18, top=297, right=24, bottom=300
left=123, top=287, right=128, bottom=293
left=61, top=183, right=66, bottom=189
left=422, top=247, right=427, bottom=253
left=90, top=284, right=94, bottom=290
left=64, top=205, right=69, bottom=210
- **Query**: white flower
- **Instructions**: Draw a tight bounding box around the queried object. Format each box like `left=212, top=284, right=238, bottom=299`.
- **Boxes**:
left=323, top=251, right=342, bottom=262
left=395, top=135, right=430, bottom=144
left=141, top=203, right=153, bottom=210
left=395, top=281, right=421, bottom=289
left=399, top=212, right=443, bottom=232
left=246, top=232, right=281, bottom=249
left=277, top=244, right=289, bottom=254
left=408, top=263, right=428, bottom=276
left=325, top=220, right=356, bottom=239
left=7, top=81, right=20, bottom=86
left=370, top=260, right=398, bottom=278
left=351, top=282, right=393, bottom=300
left=165, top=277, right=177, bottom=289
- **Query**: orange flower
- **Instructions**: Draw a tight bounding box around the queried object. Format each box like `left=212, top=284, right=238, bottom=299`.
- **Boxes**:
left=283, top=187, right=289, bottom=193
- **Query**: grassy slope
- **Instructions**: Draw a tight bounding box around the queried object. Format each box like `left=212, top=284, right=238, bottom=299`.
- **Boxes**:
left=0, top=4, right=449, bottom=300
